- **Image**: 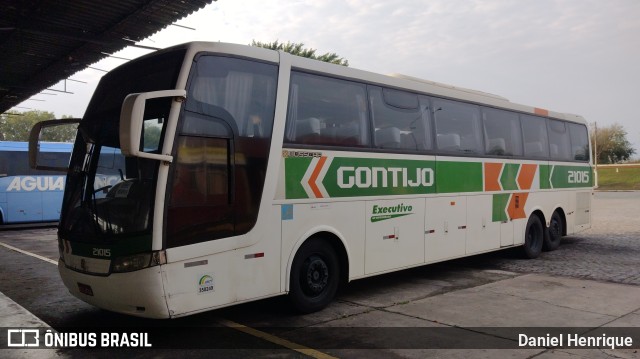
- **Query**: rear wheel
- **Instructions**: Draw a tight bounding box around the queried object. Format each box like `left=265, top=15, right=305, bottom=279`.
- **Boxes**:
left=522, top=215, right=544, bottom=259
left=289, top=238, right=340, bottom=314
left=544, top=211, right=563, bottom=251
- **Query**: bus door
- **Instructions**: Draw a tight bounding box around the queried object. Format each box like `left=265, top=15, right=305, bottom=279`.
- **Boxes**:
left=165, top=109, right=235, bottom=248
left=158, top=54, right=279, bottom=314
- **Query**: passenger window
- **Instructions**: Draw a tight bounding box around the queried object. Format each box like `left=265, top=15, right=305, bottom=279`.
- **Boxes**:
left=432, top=98, right=483, bottom=154
left=170, top=136, right=229, bottom=207
left=521, top=115, right=549, bottom=158
left=186, top=56, right=278, bottom=139
left=167, top=136, right=232, bottom=247
left=482, top=108, right=523, bottom=156
left=11, top=152, right=29, bottom=175
left=369, top=87, right=432, bottom=151
left=569, top=123, right=590, bottom=161
left=548, top=119, right=572, bottom=160
left=285, top=72, right=370, bottom=147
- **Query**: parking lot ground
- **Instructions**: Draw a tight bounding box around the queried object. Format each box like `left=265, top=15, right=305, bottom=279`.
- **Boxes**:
left=1, top=192, right=640, bottom=358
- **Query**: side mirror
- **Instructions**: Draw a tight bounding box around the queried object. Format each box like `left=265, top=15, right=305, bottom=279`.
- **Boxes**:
left=28, top=118, right=80, bottom=171
left=119, top=89, right=186, bottom=162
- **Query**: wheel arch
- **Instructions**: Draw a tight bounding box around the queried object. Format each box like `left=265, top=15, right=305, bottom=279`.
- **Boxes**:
left=552, top=206, right=567, bottom=236
left=522, top=208, right=546, bottom=258
left=529, top=207, right=546, bottom=226
left=285, top=227, right=350, bottom=292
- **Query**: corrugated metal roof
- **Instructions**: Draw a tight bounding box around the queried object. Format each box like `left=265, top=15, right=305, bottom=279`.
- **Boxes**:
left=0, top=0, right=214, bottom=113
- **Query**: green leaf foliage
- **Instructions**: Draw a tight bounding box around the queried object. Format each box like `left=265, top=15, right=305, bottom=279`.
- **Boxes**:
left=0, top=110, right=77, bottom=142
left=251, top=40, right=349, bottom=66
left=591, top=123, right=636, bottom=164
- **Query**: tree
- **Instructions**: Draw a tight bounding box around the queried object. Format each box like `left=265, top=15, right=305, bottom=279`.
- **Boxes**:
left=0, top=110, right=77, bottom=142
left=591, top=123, right=636, bottom=164
left=251, top=40, right=349, bottom=66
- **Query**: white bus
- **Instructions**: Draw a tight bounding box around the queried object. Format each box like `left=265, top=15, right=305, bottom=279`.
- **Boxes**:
left=30, top=42, right=592, bottom=318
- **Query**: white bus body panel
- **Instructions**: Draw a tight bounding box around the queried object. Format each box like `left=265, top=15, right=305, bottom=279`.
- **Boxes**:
left=365, top=198, right=425, bottom=274
left=425, top=196, right=467, bottom=262
left=573, top=191, right=592, bottom=233
left=466, top=195, right=502, bottom=254
left=161, top=206, right=283, bottom=317
left=281, top=201, right=365, bottom=285
left=59, top=262, right=169, bottom=319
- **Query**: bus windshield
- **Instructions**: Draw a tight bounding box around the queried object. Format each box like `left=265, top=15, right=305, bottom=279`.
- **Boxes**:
left=59, top=49, right=185, bottom=241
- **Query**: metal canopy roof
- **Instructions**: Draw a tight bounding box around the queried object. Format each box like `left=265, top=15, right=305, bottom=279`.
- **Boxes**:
left=0, top=0, right=213, bottom=114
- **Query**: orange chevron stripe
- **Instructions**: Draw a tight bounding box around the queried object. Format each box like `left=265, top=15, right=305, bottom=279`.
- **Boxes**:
left=517, top=164, right=537, bottom=190
left=484, top=162, right=503, bottom=191
left=308, top=156, right=327, bottom=198
left=534, top=108, right=549, bottom=116
left=507, top=192, right=529, bottom=220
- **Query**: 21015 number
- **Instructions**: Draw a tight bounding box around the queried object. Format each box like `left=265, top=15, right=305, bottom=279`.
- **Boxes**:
left=92, top=248, right=111, bottom=257
left=568, top=170, right=590, bottom=184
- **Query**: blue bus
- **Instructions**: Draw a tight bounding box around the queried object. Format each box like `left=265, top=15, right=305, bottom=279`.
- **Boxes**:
left=0, top=141, right=72, bottom=224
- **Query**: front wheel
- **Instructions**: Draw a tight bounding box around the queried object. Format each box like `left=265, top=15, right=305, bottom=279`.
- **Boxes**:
left=522, top=215, right=544, bottom=259
left=543, top=211, right=563, bottom=251
left=289, top=238, right=340, bottom=314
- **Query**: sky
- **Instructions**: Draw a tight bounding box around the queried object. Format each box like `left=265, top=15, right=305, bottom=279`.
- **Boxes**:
left=13, top=0, right=640, bottom=156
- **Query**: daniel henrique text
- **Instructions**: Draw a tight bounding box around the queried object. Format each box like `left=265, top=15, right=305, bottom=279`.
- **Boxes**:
left=519, top=333, right=633, bottom=349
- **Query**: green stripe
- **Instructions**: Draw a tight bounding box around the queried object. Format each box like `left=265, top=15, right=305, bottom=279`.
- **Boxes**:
left=435, top=161, right=483, bottom=193
left=371, top=213, right=412, bottom=222
left=323, top=158, right=437, bottom=197
left=539, top=165, right=552, bottom=189
left=283, top=156, right=591, bottom=199
left=284, top=157, right=312, bottom=199
left=550, top=165, right=593, bottom=188
left=500, top=163, right=520, bottom=190
left=492, top=194, right=510, bottom=222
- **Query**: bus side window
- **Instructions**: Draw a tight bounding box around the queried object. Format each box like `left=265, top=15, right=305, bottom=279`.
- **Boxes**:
left=482, top=107, right=523, bottom=156
left=166, top=135, right=232, bottom=247
left=14, top=152, right=30, bottom=175
left=548, top=119, right=572, bottom=161
left=186, top=56, right=277, bottom=139
left=170, top=136, right=229, bottom=206
left=369, top=86, right=432, bottom=151
left=432, top=98, right=483, bottom=154
left=521, top=115, right=550, bottom=158
left=285, top=72, right=370, bottom=147
left=568, top=123, right=590, bottom=161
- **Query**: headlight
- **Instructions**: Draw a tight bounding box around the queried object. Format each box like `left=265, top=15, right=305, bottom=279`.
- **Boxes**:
left=111, top=251, right=166, bottom=273
left=112, top=253, right=152, bottom=273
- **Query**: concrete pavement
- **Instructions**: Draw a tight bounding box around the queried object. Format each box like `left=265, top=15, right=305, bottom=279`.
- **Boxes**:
left=2, top=269, right=639, bottom=357
left=2, top=192, right=640, bottom=358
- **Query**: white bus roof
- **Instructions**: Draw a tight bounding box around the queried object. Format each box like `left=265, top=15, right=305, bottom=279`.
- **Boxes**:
left=160, top=42, right=588, bottom=126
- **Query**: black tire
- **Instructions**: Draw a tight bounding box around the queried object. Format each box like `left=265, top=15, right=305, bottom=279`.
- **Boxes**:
left=543, top=211, right=563, bottom=251
left=522, top=215, right=544, bottom=259
left=289, top=238, right=340, bottom=314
